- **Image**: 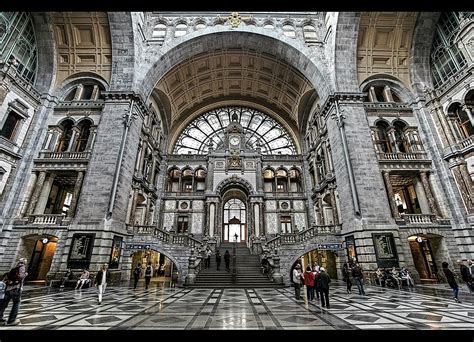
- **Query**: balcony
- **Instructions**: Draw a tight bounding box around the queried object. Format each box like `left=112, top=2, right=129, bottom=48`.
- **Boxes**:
left=27, top=214, right=69, bottom=226
left=377, top=152, right=428, bottom=161
left=38, top=151, right=91, bottom=160
left=398, top=213, right=450, bottom=226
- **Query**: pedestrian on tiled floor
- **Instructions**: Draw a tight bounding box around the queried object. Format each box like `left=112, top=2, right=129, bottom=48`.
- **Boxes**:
left=133, top=263, right=142, bottom=289
left=94, top=263, right=111, bottom=304
left=343, top=263, right=353, bottom=293
left=458, top=260, right=473, bottom=294
left=0, top=257, right=28, bottom=326
left=205, top=247, right=212, bottom=269
left=304, top=266, right=315, bottom=301
left=315, top=267, right=331, bottom=309
left=292, top=264, right=303, bottom=300
left=224, top=250, right=231, bottom=272
left=352, top=263, right=366, bottom=296
left=442, top=262, right=461, bottom=303
left=144, top=262, right=153, bottom=290
left=216, top=250, right=222, bottom=271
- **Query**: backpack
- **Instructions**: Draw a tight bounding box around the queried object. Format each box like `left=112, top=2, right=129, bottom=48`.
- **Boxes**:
left=145, top=266, right=152, bottom=276
left=7, top=266, right=21, bottom=285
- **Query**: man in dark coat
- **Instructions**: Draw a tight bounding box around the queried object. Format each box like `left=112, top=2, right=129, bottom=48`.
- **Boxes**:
left=458, top=260, right=473, bottom=294
left=442, top=262, right=460, bottom=303
left=216, top=250, right=222, bottom=271
left=315, top=267, right=331, bottom=308
left=94, top=263, right=111, bottom=304
left=224, top=250, right=231, bottom=272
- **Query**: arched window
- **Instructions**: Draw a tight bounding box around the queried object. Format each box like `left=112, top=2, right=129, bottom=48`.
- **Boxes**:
left=173, top=106, right=296, bottom=155
left=276, top=169, right=288, bottom=192
left=181, top=168, right=193, bottom=192
left=195, top=168, right=206, bottom=192
left=167, top=168, right=181, bottom=192
left=75, top=120, right=92, bottom=152
left=431, top=12, right=472, bottom=88
left=393, top=121, right=408, bottom=153
left=223, top=199, right=246, bottom=242
left=263, top=22, right=274, bottom=30
left=0, top=12, right=37, bottom=83
left=375, top=121, right=392, bottom=153
left=448, top=103, right=474, bottom=140
left=263, top=169, right=275, bottom=192
left=282, top=24, right=296, bottom=38
left=303, top=24, right=317, bottom=42
left=56, top=119, right=74, bottom=152
left=174, top=23, right=187, bottom=37
left=289, top=168, right=301, bottom=192
left=152, top=23, right=167, bottom=39
left=195, top=22, right=206, bottom=30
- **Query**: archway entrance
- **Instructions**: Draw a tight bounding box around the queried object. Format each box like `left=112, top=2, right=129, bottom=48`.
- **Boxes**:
left=408, top=234, right=442, bottom=283
left=130, top=249, right=177, bottom=285
left=21, top=235, right=59, bottom=281
left=223, top=198, right=247, bottom=243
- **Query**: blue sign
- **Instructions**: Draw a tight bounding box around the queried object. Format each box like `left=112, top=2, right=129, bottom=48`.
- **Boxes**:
left=317, top=243, right=343, bottom=250
left=125, top=244, right=151, bottom=250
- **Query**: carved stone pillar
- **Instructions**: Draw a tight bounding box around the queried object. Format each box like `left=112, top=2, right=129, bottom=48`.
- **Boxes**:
left=206, top=156, right=215, bottom=192
left=145, top=194, right=152, bottom=224
left=462, top=104, right=474, bottom=127
left=255, top=157, right=263, bottom=193
left=85, top=127, right=97, bottom=151
left=129, top=188, right=139, bottom=224
left=209, top=202, right=216, bottom=237
left=456, top=163, right=474, bottom=212
left=432, top=103, right=456, bottom=146
left=420, top=172, right=441, bottom=217
left=66, top=128, right=80, bottom=152
left=68, top=171, right=84, bottom=218
left=27, top=171, right=46, bottom=215
left=20, top=172, right=38, bottom=217
left=382, top=171, right=400, bottom=218
left=317, top=196, right=324, bottom=224
left=329, top=186, right=339, bottom=225
left=34, top=173, right=56, bottom=215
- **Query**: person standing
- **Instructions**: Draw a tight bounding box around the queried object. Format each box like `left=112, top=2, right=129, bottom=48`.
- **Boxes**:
left=292, top=264, right=303, bottom=300
left=352, top=263, right=366, bottom=296
left=458, top=260, right=473, bottom=294
left=0, top=258, right=28, bottom=325
left=144, top=262, right=153, bottom=290
left=442, top=262, right=461, bottom=303
left=343, top=263, right=353, bottom=293
left=315, top=267, right=331, bottom=308
left=224, top=250, right=231, bottom=272
left=94, top=263, right=111, bottom=304
left=205, top=247, right=212, bottom=269
left=304, top=266, right=315, bottom=301
left=133, top=263, right=142, bottom=289
left=216, top=250, right=222, bottom=271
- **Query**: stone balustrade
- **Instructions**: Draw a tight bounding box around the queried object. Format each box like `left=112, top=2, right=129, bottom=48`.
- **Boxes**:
left=28, top=214, right=66, bottom=225
left=378, top=152, right=427, bottom=160
left=126, top=225, right=202, bottom=248
left=400, top=213, right=436, bottom=224
left=38, top=151, right=91, bottom=160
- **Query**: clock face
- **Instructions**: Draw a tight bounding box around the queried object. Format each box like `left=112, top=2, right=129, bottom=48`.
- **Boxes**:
left=230, top=136, right=240, bottom=146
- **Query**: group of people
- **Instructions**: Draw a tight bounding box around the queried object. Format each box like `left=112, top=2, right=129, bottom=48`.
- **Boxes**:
left=342, top=263, right=366, bottom=295
left=204, top=247, right=231, bottom=272
left=374, top=267, right=415, bottom=288
left=443, top=259, right=474, bottom=303
left=292, top=263, right=332, bottom=308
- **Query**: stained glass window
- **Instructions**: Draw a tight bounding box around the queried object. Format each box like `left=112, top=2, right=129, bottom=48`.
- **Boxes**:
left=173, top=106, right=296, bottom=155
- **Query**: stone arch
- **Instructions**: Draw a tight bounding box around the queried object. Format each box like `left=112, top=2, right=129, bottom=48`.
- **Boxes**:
left=137, top=28, right=333, bottom=109
left=359, top=74, right=416, bottom=103
left=124, top=244, right=184, bottom=278
left=30, top=12, right=57, bottom=94
left=215, top=176, right=254, bottom=196
left=410, top=12, right=442, bottom=94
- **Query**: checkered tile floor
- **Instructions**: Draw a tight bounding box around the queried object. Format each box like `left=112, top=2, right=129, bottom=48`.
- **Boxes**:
left=1, top=282, right=473, bottom=330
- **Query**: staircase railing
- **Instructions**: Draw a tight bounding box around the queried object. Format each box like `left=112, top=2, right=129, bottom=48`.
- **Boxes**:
left=126, top=224, right=203, bottom=248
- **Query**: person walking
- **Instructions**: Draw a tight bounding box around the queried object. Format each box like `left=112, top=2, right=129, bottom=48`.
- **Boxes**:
left=0, top=258, right=28, bottom=326
left=133, top=263, right=142, bottom=289
left=343, top=263, right=353, bottom=293
left=458, top=260, right=473, bottom=294
left=216, top=250, right=222, bottom=271
left=442, top=262, right=461, bottom=303
left=144, top=262, right=153, bottom=290
left=94, top=263, right=111, bottom=304
left=304, top=266, right=315, bottom=301
left=352, top=263, right=366, bottom=295
left=224, top=250, right=231, bottom=272
left=315, top=267, right=331, bottom=308
left=292, top=264, right=303, bottom=300
left=205, top=247, right=212, bottom=269
left=75, top=269, right=90, bottom=289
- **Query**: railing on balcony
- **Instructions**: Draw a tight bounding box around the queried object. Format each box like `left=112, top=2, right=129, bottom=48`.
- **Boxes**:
left=126, top=224, right=202, bottom=248
left=459, top=136, right=473, bottom=150
left=38, top=151, right=91, bottom=160
left=264, top=224, right=342, bottom=251
left=400, top=214, right=436, bottom=224
left=28, top=214, right=66, bottom=225
left=378, top=152, right=427, bottom=160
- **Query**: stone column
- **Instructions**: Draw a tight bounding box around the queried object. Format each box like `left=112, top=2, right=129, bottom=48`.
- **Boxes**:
left=27, top=171, right=46, bottom=215
left=447, top=116, right=462, bottom=142
left=255, top=157, right=263, bottom=193
left=254, top=203, right=260, bottom=236
left=34, top=173, right=56, bottom=215
left=317, top=196, right=324, bottom=224
left=206, top=156, right=215, bottom=192
left=456, top=163, right=474, bottom=213
left=128, top=188, right=139, bottom=224
left=302, top=157, right=317, bottom=225
left=462, top=104, right=474, bottom=127
left=420, top=172, right=441, bottom=217
left=387, top=127, right=398, bottom=153
left=66, top=128, right=80, bottom=152
left=329, top=186, right=339, bottom=224
left=432, top=103, right=456, bottom=146
left=145, top=194, right=153, bottom=224
left=382, top=171, right=400, bottom=218
left=68, top=171, right=84, bottom=218
left=209, top=202, right=215, bottom=237
left=85, top=127, right=97, bottom=151
left=19, top=172, right=37, bottom=217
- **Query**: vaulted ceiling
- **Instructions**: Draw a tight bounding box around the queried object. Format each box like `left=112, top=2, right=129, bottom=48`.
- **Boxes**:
left=154, top=49, right=314, bottom=133
left=50, top=12, right=112, bottom=86
left=357, top=12, right=417, bottom=88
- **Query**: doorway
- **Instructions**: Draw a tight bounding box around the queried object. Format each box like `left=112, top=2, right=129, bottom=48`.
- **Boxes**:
left=299, top=249, right=338, bottom=280
left=408, top=235, right=440, bottom=282
left=22, top=235, right=58, bottom=281
left=223, top=198, right=247, bottom=243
